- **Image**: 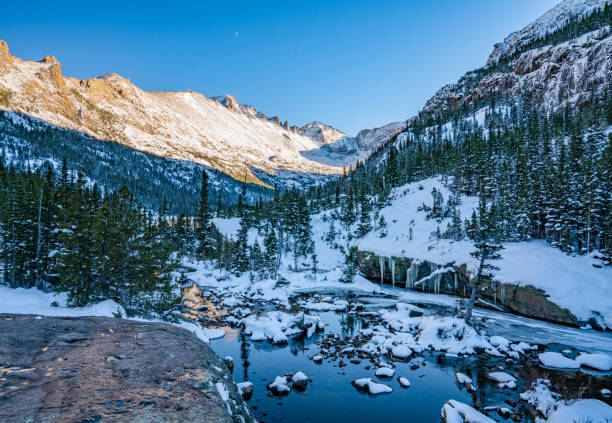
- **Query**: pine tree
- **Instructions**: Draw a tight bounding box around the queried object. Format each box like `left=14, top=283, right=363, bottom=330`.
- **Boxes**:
left=196, top=170, right=211, bottom=260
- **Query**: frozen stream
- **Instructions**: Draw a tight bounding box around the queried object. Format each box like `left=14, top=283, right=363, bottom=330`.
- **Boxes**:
left=201, top=285, right=612, bottom=423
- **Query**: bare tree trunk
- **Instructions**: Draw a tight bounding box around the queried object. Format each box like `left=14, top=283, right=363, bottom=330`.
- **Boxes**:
left=464, top=254, right=485, bottom=325
left=35, top=190, right=43, bottom=290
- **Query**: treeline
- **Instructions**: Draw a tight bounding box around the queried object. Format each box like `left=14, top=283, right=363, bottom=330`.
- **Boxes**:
left=308, top=91, right=612, bottom=264
left=0, top=159, right=181, bottom=316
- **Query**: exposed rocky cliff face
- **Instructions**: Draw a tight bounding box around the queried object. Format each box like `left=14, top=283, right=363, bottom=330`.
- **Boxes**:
left=422, top=0, right=611, bottom=115
left=356, top=250, right=579, bottom=327
left=487, top=0, right=607, bottom=65
left=423, top=26, right=611, bottom=115
left=0, top=314, right=253, bottom=423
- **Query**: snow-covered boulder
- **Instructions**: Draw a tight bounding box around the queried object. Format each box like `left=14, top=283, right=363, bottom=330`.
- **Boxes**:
left=243, top=311, right=321, bottom=344
left=351, top=378, right=393, bottom=395
left=455, top=372, right=476, bottom=392
left=267, top=376, right=291, bottom=395
left=375, top=367, right=395, bottom=378
left=440, top=399, right=495, bottom=423
left=291, top=371, right=309, bottom=391
left=398, top=376, right=411, bottom=388
left=236, top=381, right=253, bottom=400
left=489, top=336, right=510, bottom=350
left=391, top=344, right=412, bottom=359
left=487, top=372, right=516, bottom=389
left=223, top=355, right=234, bottom=371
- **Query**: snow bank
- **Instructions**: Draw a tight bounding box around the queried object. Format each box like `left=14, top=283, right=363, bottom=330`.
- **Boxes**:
left=538, top=352, right=580, bottom=369
left=546, top=399, right=612, bottom=423
left=520, top=379, right=612, bottom=422
left=0, top=287, right=125, bottom=318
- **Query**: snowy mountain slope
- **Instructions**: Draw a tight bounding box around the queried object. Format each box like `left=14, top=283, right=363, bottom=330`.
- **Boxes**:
left=487, top=0, right=609, bottom=65
left=0, top=41, right=363, bottom=186
left=358, top=0, right=611, bottom=138
left=0, top=110, right=272, bottom=212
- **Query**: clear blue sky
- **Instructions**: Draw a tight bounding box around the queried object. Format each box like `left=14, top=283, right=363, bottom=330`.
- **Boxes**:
left=3, top=0, right=558, bottom=135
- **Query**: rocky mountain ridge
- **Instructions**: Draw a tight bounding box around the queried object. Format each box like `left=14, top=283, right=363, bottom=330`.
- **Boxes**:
left=0, top=41, right=369, bottom=186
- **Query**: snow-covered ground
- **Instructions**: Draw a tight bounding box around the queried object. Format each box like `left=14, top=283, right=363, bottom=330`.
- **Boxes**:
left=0, top=287, right=126, bottom=318
left=0, top=286, right=219, bottom=343
left=209, top=176, right=611, bottom=328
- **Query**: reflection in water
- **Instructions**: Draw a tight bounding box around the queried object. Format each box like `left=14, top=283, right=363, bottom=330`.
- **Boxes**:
left=240, top=332, right=249, bottom=381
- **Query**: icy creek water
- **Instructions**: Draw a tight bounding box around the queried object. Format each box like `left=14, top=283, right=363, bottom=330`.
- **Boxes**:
left=199, top=288, right=612, bottom=423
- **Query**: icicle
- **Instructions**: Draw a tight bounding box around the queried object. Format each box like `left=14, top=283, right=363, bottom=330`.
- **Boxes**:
left=454, top=272, right=458, bottom=293
left=390, top=258, right=395, bottom=286
left=379, top=256, right=385, bottom=285
left=493, top=280, right=497, bottom=305
left=406, top=259, right=420, bottom=289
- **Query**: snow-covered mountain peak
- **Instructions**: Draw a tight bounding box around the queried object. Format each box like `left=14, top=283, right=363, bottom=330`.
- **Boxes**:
left=0, top=42, right=371, bottom=186
left=300, top=121, right=353, bottom=145
left=487, top=0, right=609, bottom=65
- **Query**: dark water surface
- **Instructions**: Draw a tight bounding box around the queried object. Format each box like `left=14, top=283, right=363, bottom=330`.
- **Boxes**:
left=209, top=311, right=520, bottom=423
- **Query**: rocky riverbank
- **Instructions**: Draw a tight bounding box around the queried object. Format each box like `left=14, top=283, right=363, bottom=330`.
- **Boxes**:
left=0, top=314, right=254, bottom=423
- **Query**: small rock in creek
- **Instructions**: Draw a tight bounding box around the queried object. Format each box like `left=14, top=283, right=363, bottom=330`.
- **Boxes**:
left=291, top=371, right=309, bottom=391
left=398, top=376, right=411, bottom=388
left=236, top=381, right=253, bottom=400
left=266, top=376, right=291, bottom=396
left=223, top=356, right=234, bottom=371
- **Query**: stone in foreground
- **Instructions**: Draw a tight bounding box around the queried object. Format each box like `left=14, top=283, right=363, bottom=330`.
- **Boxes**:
left=0, top=314, right=254, bottom=423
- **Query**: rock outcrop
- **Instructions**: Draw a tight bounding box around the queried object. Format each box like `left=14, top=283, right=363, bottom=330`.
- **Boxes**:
left=356, top=250, right=578, bottom=327
left=0, top=314, right=254, bottom=423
